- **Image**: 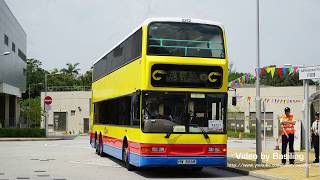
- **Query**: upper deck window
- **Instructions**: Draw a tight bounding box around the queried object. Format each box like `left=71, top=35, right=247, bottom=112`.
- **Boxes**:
left=147, top=22, right=225, bottom=59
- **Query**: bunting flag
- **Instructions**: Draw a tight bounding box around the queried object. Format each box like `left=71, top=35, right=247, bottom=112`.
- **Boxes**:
left=293, top=66, right=298, bottom=75
left=278, top=68, right=283, bottom=79
left=260, top=68, right=266, bottom=77
left=234, top=96, right=303, bottom=104
left=246, top=73, right=250, bottom=81
left=268, top=67, right=276, bottom=78
left=282, top=68, right=287, bottom=78
left=289, top=66, right=294, bottom=75
left=256, top=68, right=261, bottom=78
left=229, top=66, right=300, bottom=89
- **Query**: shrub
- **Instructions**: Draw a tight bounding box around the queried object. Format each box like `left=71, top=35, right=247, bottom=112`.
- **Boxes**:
left=0, top=128, right=45, bottom=137
left=227, top=131, right=256, bottom=138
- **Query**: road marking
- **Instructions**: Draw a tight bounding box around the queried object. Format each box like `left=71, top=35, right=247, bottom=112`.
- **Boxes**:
left=44, top=144, right=58, bottom=147
left=39, top=159, right=49, bottom=161
left=37, top=174, right=50, bottom=177
left=69, top=160, right=121, bottom=168
left=34, top=170, right=46, bottom=173
left=61, top=145, right=91, bottom=149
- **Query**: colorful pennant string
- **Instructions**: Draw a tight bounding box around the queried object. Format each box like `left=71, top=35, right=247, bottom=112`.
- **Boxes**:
left=228, top=66, right=299, bottom=88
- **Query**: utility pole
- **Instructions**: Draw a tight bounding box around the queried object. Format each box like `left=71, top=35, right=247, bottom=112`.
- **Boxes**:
left=255, top=0, right=262, bottom=164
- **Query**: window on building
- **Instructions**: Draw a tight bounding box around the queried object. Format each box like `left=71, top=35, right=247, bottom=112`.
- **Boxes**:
left=71, top=110, right=76, bottom=116
left=4, top=34, right=9, bottom=46
left=18, top=49, right=26, bottom=61
left=227, top=112, right=245, bottom=132
left=12, top=42, right=15, bottom=52
left=250, top=112, right=274, bottom=136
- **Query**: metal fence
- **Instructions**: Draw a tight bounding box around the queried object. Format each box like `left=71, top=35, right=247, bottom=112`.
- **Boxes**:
left=47, top=86, right=91, bottom=92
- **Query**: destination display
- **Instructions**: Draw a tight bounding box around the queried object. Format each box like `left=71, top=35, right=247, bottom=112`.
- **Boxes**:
left=151, top=64, right=223, bottom=88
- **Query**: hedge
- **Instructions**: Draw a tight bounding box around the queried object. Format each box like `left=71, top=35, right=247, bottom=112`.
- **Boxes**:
left=227, top=131, right=256, bottom=138
left=0, top=128, right=45, bottom=137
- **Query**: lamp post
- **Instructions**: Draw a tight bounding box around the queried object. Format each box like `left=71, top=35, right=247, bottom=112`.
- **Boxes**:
left=44, top=72, right=61, bottom=137
left=255, top=0, right=262, bottom=164
left=28, top=83, right=43, bottom=128
left=0, top=52, right=11, bottom=56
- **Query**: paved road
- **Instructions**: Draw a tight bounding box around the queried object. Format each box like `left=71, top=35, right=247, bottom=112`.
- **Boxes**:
left=228, top=138, right=276, bottom=150
left=0, top=136, right=260, bottom=180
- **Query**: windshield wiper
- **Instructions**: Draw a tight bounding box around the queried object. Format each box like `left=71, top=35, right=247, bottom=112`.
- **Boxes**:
left=188, top=123, right=209, bottom=139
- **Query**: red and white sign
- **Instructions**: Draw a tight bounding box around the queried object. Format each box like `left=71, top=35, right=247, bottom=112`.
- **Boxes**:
left=44, top=96, right=52, bottom=105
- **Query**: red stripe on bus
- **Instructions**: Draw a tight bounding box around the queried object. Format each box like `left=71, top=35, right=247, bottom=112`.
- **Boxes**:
left=90, top=133, right=226, bottom=156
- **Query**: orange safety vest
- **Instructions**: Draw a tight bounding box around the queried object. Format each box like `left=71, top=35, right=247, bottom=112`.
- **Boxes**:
left=280, top=114, right=295, bottom=135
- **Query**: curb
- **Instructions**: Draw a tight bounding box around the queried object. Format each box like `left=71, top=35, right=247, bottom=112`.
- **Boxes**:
left=0, top=138, right=63, bottom=141
left=0, top=135, right=77, bottom=141
left=220, top=167, right=288, bottom=180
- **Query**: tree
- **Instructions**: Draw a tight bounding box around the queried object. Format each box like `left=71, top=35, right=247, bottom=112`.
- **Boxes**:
left=20, top=97, right=43, bottom=128
left=23, top=59, right=47, bottom=99
left=61, top=63, right=80, bottom=77
left=77, top=69, right=92, bottom=87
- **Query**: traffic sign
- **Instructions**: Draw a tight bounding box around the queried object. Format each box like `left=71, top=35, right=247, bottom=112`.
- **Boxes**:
left=299, top=65, right=320, bottom=80
left=44, top=96, right=52, bottom=105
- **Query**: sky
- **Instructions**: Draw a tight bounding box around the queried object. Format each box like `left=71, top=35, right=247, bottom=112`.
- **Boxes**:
left=4, top=0, right=320, bottom=73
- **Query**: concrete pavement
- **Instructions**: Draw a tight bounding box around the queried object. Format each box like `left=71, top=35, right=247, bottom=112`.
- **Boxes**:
left=228, top=138, right=320, bottom=180
left=0, top=136, right=260, bottom=180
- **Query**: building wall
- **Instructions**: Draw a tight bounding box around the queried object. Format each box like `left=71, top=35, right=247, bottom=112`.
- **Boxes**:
left=0, top=0, right=27, bottom=94
left=0, top=0, right=26, bottom=128
left=41, top=91, right=91, bottom=135
left=228, top=86, right=317, bottom=139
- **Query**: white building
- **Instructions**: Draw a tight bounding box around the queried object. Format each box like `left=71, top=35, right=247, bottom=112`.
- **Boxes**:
left=41, top=90, right=91, bottom=135
left=228, top=86, right=318, bottom=140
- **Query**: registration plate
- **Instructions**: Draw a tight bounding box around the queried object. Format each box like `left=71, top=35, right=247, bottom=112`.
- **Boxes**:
left=177, top=159, right=197, bottom=165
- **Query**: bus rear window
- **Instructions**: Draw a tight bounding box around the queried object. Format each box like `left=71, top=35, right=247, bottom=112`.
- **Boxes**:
left=147, top=22, right=225, bottom=59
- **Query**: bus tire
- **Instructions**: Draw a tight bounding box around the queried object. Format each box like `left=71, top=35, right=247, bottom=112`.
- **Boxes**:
left=95, top=135, right=100, bottom=155
left=122, top=143, right=134, bottom=171
left=99, top=135, right=107, bottom=157
left=94, top=132, right=98, bottom=148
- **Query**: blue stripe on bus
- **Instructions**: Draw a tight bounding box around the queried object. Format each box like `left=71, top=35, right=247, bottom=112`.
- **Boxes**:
left=129, top=153, right=227, bottom=167
left=103, top=144, right=123, bottom=160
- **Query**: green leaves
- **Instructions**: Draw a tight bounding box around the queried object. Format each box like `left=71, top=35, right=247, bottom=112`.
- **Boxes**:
left=24, top=59, right=92, bottom=99
left=20, top=97, right=43, bottom=128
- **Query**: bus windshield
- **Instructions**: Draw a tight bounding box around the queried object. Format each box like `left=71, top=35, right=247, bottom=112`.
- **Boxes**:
left=147, top=22, right=225, bottom=59
left=142, top=91, right=227, bottom=134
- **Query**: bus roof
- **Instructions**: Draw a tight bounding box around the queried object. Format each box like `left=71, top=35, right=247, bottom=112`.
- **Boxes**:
left=92, top=18, right=224, bottom=66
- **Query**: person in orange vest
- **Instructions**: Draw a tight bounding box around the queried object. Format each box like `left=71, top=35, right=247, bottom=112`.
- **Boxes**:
left=280, top=107, right=296, bottom=165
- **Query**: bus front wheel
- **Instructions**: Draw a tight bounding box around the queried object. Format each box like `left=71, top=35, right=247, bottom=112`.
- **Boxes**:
left=99, top=135, right=107, bottom=157
left=122, top=146, right=134, bottom=171
left=95, top=136, right=100, bottom=155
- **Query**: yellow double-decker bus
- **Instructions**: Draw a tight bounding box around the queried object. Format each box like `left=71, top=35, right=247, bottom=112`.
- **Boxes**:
left=90, top=18, right=228, bottom=170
